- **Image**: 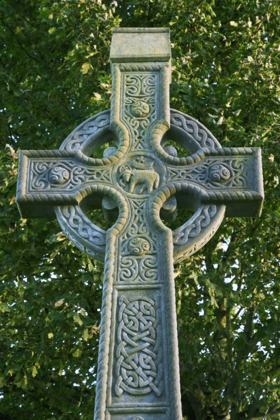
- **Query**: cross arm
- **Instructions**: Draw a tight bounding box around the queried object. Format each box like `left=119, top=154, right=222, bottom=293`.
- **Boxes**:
left=165, top=146, right=264, bottom=217
left=16, top=150, right=113, bottom=218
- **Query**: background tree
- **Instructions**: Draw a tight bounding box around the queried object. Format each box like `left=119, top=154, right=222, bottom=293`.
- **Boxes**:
left=0, top=0, right=279, bottom=419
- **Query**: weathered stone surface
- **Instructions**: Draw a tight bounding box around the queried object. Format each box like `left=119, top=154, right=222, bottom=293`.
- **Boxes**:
left=16, top=28, right=264, bottom=420
left=110, top=28, right=171, bottom=62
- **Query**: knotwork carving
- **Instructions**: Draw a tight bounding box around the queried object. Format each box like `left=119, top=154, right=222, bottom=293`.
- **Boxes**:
left=60, top=110, right=110, bottom=153
left=173, top=205, right=220, bottom=245
left=118, top=199, right=158, bottom=282
left=16, top=29, right=263, bottom=420
left=168, top=158, right=248, bottom=188
left=59, top=206, right=106, bottom=247
left=121, top=73, right=157, bottom=149
left=170, top=110, right=221, bottom=150
left=30, top=160, right=112, bottom=191
left=173, top=204, right=226, bottom=263
left=127, top=200, right=151, bottom=237
left=115, top=296, right=162, bottom=397
left=59, top=108, right=221, bottom=158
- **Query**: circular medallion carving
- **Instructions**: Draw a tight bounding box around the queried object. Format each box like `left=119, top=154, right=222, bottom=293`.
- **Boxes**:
left=49, top=166, right=69, bottom=184
left=115, top=153, right=164, bottom=196
left=208, top=164, right=231, bottom=183
left=131, top=101, right=150, bottom=117
left=128, top=237, right=150, bottom=256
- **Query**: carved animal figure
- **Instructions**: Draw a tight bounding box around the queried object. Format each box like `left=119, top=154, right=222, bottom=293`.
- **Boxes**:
left=120, top=165, right=160, bottom=194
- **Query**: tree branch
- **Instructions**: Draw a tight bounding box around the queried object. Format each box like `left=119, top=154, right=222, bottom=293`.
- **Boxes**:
left=0, top=17, right=42, bottom=64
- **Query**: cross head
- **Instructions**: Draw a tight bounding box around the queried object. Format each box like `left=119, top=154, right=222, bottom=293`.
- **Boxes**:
left=17, top=28, right=264, bottom=420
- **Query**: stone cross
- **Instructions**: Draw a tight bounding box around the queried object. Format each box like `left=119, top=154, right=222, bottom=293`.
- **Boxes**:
left=16, top=28, right=264, bottom=420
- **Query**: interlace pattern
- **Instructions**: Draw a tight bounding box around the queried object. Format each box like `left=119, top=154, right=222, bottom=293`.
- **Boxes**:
left=115, top=296, right=162, bottom=397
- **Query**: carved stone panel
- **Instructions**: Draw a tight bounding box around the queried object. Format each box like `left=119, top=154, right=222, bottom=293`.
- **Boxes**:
left=115, top=296, right=163, bottom=397
left=16, top=27, right=264, bottom=420
left=121, top=72, right=158, bottom=150
left=29, top=159, right=112, bottom=191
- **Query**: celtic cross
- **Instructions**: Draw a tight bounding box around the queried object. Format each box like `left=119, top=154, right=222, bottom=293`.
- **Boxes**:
left=16, top=28, right=264, bottom=420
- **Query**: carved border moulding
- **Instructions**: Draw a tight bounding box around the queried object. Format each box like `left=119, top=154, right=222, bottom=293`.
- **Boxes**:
left=106, top=281, right=170, bottom=417
left=16, top=28, right=264, bottom=420
left=55, top=205, right=106, bottom=261
left=60, top=110, right=111, bottom=153
left=173, top=204, right=226, bottom=264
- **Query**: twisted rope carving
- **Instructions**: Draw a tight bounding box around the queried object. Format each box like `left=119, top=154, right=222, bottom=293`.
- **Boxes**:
left=151, top=122, right=210, bottom=166
left=119, top=63, right=164, bottom=71
left=58, top=105, right=130, bottom=166
left=203, top=146, right=255, bottom=156
left=60, top=110, right=110, bottom=152
left=94, top=192, right=129, bottom=420
left=23, top=150, right=73, bottom=158
left=17, top=193, right=76, bottom=203
left=170, top=109, right=221, bottom=149
left=164, top=230, right=183, bottom=419
left=174, top=205, right=218, bottom=244
left=173, top=205, right=226, bottom=263
left=54, top=186, right=128, bottom=264
left=74, top=120, right=129, bottom=166
left=94, top=233, right=117, bottom=420
left=201, top=190, right=261, bottom=202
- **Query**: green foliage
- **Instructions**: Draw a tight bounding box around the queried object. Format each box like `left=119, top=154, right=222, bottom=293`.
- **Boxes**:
left=0, top=0, right=279, bottom=419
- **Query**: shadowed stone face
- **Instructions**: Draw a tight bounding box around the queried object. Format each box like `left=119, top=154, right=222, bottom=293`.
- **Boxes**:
left=16, top=28, right=264, bottom=420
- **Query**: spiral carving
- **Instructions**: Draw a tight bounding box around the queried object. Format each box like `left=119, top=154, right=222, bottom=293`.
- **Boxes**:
left=48, top=166, right=70, bottom=184
left=16, top=30, right=263, bottom=420
left=131, top=101, right=150, bottom=118
left=208, top=164, right=230, bottom=182
left=128, top=237, right=150, bottom=256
